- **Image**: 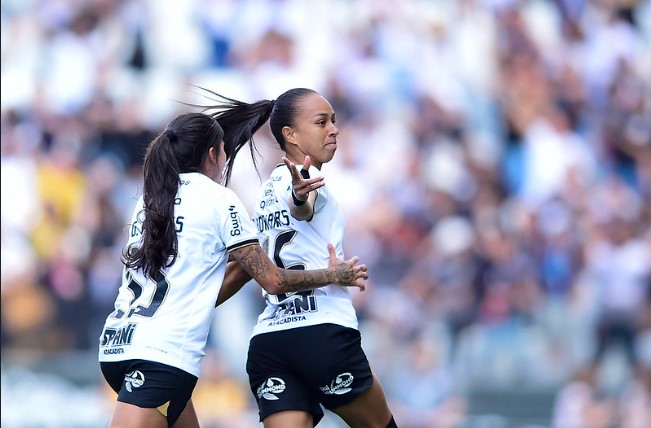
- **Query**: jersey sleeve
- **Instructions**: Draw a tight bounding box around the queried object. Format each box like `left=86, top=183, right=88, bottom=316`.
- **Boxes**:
left=218, top=188, right=259, bottom=251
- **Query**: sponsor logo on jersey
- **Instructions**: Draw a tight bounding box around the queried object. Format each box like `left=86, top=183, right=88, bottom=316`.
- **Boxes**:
left=258, top=187, right=279, bottom=210
left=257, top=377, right=286, bottom=400
left=279, top=293, right=317, bottom=315
left=125, top=370, right=145, bottom=392
left=228, top=205, right=242, bottom=236
left=100, top=323, right=137, bottom=350
left=320, top=372, right=353, bottom=395
left=267, top=315, right=307, bottom=326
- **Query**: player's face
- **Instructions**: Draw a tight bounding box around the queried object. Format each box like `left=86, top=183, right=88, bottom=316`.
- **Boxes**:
left=291, top=93, right=338, bottom=169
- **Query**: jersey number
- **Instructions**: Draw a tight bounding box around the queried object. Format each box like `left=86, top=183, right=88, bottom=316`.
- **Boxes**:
left=271, top=230, right=311, bottom=302
left=114, top=270, right=169, bottom=319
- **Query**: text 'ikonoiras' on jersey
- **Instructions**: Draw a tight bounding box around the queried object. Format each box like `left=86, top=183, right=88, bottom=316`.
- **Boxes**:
left=255, top=209, right=290, bottom=233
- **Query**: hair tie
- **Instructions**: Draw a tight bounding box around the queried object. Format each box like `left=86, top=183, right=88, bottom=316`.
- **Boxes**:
left=268, top=99, right=276, bottom=113
left=163, top=129, right=177, bottom=142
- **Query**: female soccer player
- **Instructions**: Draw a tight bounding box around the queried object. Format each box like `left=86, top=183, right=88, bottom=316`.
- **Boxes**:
left=204, top=88, right=397, bottom=428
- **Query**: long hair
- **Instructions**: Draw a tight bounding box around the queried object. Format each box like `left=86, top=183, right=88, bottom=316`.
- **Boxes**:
left=123, top=112, right=224, bottom=280
left=186, top=86, right=318, bottom=184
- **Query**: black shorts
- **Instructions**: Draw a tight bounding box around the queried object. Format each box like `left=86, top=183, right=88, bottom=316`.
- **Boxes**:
left=100, top=359, right=197, bottom=427
left=246, top=324, right=374, bottom=424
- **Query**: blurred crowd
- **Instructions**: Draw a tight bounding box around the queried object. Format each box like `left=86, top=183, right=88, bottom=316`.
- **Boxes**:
left=2, top=0, right=651, bottom=427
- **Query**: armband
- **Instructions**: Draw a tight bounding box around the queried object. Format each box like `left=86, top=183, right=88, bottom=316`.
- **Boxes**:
left=292, top=190, right=307, bottom=206
left=292, top=168, right=311, bottom=206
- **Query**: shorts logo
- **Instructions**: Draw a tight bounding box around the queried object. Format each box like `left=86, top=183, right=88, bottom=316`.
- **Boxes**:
left=124, top=370, right=145, bottom=392
left=320, top=372, right=353, bottom=395
left=257, top=377, right=286, bottom=400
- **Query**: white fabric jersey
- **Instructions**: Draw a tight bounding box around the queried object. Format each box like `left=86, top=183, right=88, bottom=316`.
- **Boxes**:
left=99, top=173, right=258, bottom=377
left=251, top=164, right=358, bottom=337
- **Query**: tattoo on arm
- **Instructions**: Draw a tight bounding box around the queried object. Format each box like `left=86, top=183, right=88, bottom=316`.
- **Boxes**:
left=277, top=262, right=354, bottom=292
left=234, top=245, right=270, bottom=279
left=277, top=270, right=318, bottom=293
left=232, top=245, right=356, bottom=293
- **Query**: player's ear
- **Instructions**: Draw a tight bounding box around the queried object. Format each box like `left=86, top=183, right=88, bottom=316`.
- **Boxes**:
left=282, top=126, right=296, bottom=146
left=208, top=147, right=217, bottom=164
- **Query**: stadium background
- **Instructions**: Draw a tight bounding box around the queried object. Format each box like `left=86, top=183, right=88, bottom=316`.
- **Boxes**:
left=1, top=0, right=650, bottom=427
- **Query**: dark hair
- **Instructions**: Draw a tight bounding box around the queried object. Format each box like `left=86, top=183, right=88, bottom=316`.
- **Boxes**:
left=188, top=86, right=318, bottom=184
left=123, top=112, right=224, bottom=280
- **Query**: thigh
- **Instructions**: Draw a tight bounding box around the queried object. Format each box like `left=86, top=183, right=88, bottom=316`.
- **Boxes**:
left=172, top=399, right=200, bottom=428
left=247, top=332, right=324, bottom=425
left=109, top=401, right=167, bottom=428
left=262, top=410, right=316, bottom=428
left=331, top=374, right=393, bottom=428
left=296, top=325, right=374, bottom=410
left=101, top=360, right=198, bottom=427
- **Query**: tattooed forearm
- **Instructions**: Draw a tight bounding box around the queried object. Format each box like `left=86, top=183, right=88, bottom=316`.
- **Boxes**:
left=231, top=243, right=359, bottom=295
left=278, top=270, right=318, bottom=292
left=277, top=262, right=354, bottom=293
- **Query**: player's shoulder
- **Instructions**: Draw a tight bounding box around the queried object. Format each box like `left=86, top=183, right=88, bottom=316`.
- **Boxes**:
left=269, top=163, right=289, bottom=180
left=180, top=173, right=244, bottom=210
left=259, top=164, right=290, bottom=190
left=181, top=173, right=230, bottom=194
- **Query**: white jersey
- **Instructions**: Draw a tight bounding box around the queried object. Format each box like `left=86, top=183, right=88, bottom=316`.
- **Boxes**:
left=99, top=173, right=258, bottom=377
left=251, top=164, right=358, bottom=337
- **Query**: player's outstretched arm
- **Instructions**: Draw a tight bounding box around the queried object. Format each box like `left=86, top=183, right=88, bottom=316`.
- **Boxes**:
left=229, top=242, right=367, bottom=295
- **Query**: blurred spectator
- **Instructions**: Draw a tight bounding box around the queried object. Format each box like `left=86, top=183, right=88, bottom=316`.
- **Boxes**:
left=1, top=0, right=651, bottom=426
left=585, top=211, right=651, bottom=373
left=388, top=332, right=468, bottom=428
left=552, top=364, right=617, bottom=428
left=192, top=349, right=256, bottom=428
left=618, top=366, right=651, bottom=428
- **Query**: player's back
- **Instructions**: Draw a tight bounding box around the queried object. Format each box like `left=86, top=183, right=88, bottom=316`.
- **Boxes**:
left=100, top=172, right=255, bottom=375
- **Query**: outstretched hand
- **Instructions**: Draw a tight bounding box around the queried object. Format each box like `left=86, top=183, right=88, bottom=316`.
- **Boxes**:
left=282, top=156, right=324, bottom=203
left=327, top=243, right=367, bottom=291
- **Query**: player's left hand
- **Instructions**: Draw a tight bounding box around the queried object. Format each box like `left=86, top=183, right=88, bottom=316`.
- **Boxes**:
left=283, top=156, right=324, bottom=202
